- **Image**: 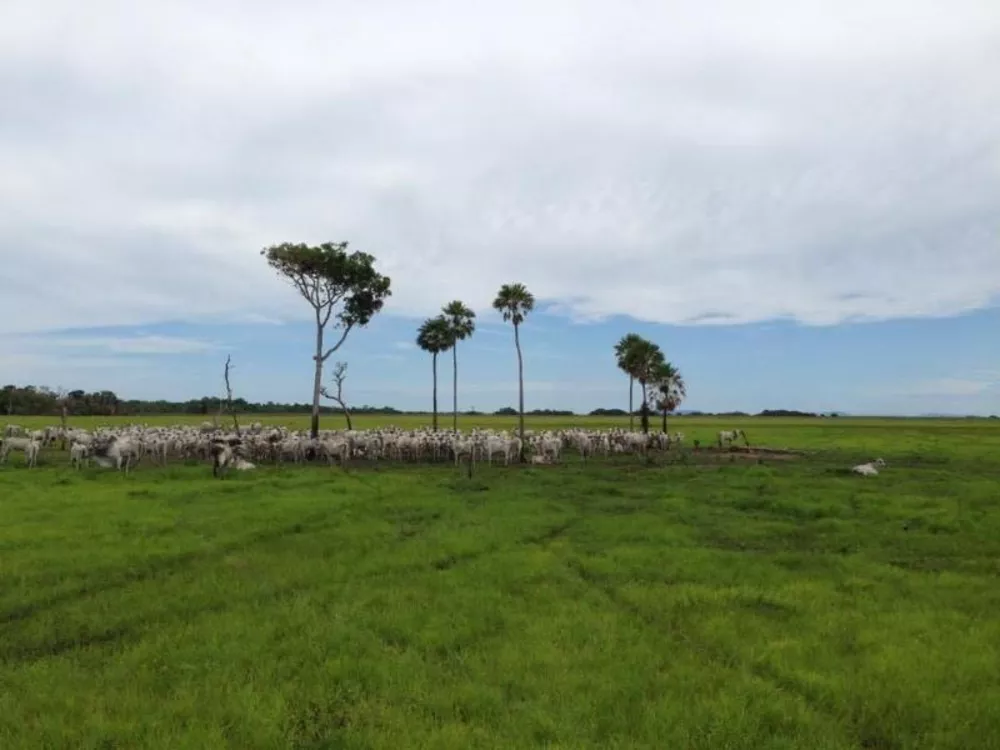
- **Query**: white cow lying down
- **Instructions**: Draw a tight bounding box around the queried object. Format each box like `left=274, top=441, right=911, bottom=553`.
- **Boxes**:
left=852, top=458, right=886, bottom=476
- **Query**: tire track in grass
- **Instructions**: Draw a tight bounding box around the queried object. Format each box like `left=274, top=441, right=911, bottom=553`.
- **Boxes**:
left=0, top=510, right=337, bottom=625
left=3, top=513, right=582, bottom=664
left=561, top=556, right=841, bottom=723
left=3, top=547, right=419, bottom=667
left=1, top=583, right=309, bottom=666
left=428, top=517, right=579, bottom=571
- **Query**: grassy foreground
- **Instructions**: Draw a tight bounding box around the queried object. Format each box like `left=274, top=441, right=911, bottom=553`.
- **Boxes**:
left=2, top=420, right=999, bottom=748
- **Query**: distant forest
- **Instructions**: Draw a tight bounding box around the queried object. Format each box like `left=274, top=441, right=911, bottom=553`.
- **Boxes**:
left=0, top=384, right=852, bottom=420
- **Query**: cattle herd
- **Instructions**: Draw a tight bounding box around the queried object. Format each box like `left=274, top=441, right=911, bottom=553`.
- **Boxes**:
left=0, top=421, right=717, bottom=475
left=0, top=422, right=891, bottom=477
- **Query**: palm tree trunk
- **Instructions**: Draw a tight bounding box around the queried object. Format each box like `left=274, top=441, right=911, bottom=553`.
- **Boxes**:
left=640, top=383, right=650, bottom=434
left=515, top=322, right=525, bottom=462
left=628, top=376, right=634, bottom=431
left=432, top=352, right=439, bottom=431
left=452, top=344, right=458, bottom=432
left=661, top=408, right=667, bottom=434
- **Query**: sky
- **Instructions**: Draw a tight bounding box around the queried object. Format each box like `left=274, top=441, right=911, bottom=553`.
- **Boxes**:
left=1, top=0, right=998, bottom=415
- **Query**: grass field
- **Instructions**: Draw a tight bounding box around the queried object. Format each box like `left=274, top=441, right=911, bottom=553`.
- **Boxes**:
left=2, top=418, right=1000, bottom=748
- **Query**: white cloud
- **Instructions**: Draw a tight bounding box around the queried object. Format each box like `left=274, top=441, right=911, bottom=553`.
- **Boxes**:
left=0, top=333, right=215, bottom=391
left=0, top=0, right=998, bottom=336
left=392, top=341, right=415, bottom=351
left=895, top=377, right=998, bottom=399
left=43, top=335, right=217, bottom=355
left=0, top=352, right=147, bottom=371
left=0, top=351, right=150, bottom=394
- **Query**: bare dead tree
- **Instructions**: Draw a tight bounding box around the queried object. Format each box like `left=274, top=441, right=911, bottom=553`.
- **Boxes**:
left=223, top=355, right=241, bottom=436
left=320, top=361, right=353, bottom=430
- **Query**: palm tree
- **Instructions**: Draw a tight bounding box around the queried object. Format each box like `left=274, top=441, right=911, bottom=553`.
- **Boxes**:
left=492, top=283, right=535, bottom=461
left=614, top=333, right=644, bottom=430
left=416, top=315, right=452, bottom=431
left=442, top=300, right=476, bottom=432
left=652, top=361, right=686, bottom=434
left=625, top=338, right=665, bottom=434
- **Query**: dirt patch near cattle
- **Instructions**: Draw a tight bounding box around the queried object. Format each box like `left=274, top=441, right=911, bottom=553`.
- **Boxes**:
left=692, top=446, right=805, bottom=462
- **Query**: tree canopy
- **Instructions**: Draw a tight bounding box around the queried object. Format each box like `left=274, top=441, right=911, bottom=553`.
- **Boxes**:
left=442, top=300, right=476, bottom=343
left=624, top=338, right=665, bottom=387
left=652, top=361, right=686, bottom=413
left=416, top=316, right=453, bottom=355
left=261, top=241, right=392, bottom=342
left=614, top=333, right=645, bottom=375
left=492, top=283, right=535, bottom=325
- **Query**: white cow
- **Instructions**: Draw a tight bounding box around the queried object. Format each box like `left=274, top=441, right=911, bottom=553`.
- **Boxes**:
left=0, top=437, right=40, bottom=467
left=69, top=441, right=91, bottom=470
left=852, top=458, right=886, bottom=476
left=91, top=436, right=140, bottom=475
left=718, top=429, right=748, bottom=448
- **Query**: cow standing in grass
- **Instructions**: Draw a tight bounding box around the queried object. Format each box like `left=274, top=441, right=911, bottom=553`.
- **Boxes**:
left=0, top=437, right=41, bottom=468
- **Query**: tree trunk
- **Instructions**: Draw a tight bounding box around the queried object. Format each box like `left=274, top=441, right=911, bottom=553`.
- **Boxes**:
left=640, top=383, right=650, bottom=434
left=224, top=354, right=240, bottom=437
left=432, top=352, right=439, bottom=431
left=515, top=322, right=526, bottom=462
left=452, top=344, right=458, bottom=432
left=339, top=401, right=353, bottom=430
left=310, top=324, right=324, bottom=439
left=661, top=408, right=667, bottom=434
left=628, top=376, right=634, bottom=431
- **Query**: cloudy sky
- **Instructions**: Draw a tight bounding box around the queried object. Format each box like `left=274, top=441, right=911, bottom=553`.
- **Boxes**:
left=2, top=0, right=998, bottom=414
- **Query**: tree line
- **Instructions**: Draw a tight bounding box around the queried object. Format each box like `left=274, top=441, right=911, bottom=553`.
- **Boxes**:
left=2, top=385, right=837, bottom=420
left=0, top=385, right=408, bottom=417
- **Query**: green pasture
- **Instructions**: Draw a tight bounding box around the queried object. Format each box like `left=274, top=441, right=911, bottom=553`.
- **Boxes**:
left=1, top=418, right=999, bottom=748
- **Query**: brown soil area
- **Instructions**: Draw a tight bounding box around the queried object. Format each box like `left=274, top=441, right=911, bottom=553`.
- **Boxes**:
left=690, top=446, right=805, bottom=461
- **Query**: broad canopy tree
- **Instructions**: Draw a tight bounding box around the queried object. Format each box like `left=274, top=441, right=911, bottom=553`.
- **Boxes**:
left=492, top=282, right=535, bottom=461
left=416, top=315, right=452, bottom=431
left=262, top=241, right=391, bottom=439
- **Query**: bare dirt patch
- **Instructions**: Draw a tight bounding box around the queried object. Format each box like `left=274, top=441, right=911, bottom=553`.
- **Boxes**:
left=690, top=446, right=805, bottom=462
